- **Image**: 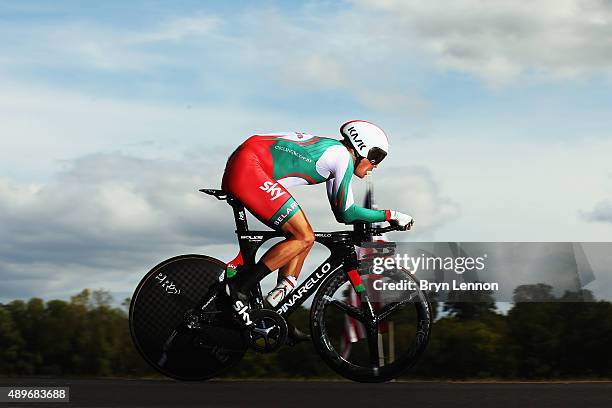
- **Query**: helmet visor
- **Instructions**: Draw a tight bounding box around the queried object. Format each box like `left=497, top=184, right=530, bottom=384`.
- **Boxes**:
left=367, top=147, right=387, bottom=165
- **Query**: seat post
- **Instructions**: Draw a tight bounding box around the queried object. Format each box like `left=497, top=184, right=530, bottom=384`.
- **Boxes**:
left=228, top=197, right=249, bottom=232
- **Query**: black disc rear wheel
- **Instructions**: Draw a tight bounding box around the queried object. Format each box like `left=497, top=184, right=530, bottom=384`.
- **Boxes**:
left=129, top=254, right=247, bottom=381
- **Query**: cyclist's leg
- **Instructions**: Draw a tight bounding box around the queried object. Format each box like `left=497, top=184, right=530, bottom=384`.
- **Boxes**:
left=259, top=209, right=314, bottom=272
left=263, top=212, right=314, bottom=339
left=278, top=213, right=314, bottom=281
left=278, top=250, right=309, bottom=281
left=226, top=209, right=314, bottom=295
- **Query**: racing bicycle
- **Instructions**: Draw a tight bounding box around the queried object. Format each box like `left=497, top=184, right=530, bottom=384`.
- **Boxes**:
left=129, top=189, right=432, bottom=382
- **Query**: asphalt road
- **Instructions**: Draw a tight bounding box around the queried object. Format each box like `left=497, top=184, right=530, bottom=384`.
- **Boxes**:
left=1, top=378, right=611, bottom=408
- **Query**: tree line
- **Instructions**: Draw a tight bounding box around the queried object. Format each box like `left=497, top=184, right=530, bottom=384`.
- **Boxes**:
left=1, top=286, right=611, bottom=379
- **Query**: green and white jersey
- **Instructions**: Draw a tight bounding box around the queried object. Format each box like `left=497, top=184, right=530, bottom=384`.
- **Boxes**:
left=252, top=132, right=387, bottom=223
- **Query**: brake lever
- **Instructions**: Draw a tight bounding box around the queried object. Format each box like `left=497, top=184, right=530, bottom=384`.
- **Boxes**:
left=402, top=219, right=415, bottom=231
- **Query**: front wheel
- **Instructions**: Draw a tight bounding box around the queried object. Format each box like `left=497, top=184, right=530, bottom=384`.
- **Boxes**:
left=310, top=267, right=432, bottom=382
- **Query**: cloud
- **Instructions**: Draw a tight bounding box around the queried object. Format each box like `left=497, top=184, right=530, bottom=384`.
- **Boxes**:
left=374, top=166, right=460, bottom=236
left=0, top=13, right=223, bottom=72
left=0, top=78, right=317, bottom=182
left=0, top=23, right=164, bottom=72
left=350, top=0, right=612, bottom=85
left=0, top=6, right=427, bottom=113
left=582, top=200, right=612, bottom=222
left=2, top=1, right=612, bottom=105
left=0, top=152, right=232, bottom=253
left=236, top=7, right=428, bottom=112
left=130, top=16, right=222, bottom=44
left=0, top=153, right=236, bottom=300
left=280, top=56, right=349, bottom=90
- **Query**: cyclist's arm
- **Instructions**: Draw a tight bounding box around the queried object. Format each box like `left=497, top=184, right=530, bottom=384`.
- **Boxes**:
left=324, top=150, right=390, bottom=224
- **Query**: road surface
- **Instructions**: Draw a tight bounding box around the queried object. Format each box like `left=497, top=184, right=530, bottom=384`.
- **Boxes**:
left=1, top=378, right=610, bottom=407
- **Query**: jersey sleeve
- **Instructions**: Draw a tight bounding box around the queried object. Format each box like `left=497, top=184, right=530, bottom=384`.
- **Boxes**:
left=324, top=148, right=389, bottom=224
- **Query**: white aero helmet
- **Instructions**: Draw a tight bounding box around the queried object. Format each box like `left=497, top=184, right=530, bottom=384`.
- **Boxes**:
left=340, top=120, right=389, bottom=164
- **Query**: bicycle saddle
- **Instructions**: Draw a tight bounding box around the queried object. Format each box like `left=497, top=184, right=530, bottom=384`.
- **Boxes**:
left=199, top=189, right=229, bottom=201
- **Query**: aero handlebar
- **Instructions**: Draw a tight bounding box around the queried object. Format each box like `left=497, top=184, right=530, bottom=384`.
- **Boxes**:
left=356, top=219, right=414, bottom=236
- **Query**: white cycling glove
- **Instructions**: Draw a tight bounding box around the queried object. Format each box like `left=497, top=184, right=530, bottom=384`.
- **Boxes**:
left=389, top=210, right=414, bottom=230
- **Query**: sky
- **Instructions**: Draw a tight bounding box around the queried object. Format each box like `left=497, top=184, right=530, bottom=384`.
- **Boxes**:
left=1, top=0, right=611, bottom=304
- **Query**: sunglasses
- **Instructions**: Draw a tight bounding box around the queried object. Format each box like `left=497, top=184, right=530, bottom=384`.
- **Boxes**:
left=359, top=147, right=387, bottom=165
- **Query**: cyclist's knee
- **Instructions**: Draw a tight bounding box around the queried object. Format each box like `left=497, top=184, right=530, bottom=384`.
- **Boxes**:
left=290, top=227, right=314, bottom=252
left=290, top=227, right=314, bottom=251
left=301, top=230, right=315, bottom=250
left=282, top=210, right=314, bottom=250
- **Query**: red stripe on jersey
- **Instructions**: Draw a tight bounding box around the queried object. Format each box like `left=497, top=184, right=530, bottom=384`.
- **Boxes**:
left=337, top=187, right=346, bottom=209
left=293, top=136, right=320, bottom=146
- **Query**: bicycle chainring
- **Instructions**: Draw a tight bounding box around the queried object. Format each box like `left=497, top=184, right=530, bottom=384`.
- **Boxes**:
left=246, top=309, right=288, bottom=353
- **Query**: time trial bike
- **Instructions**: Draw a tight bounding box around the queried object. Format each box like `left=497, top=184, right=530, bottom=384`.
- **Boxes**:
left=129, top=189, right=432, bottom=382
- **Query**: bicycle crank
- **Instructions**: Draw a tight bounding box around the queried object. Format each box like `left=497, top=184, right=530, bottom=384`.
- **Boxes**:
left=246, top=309, right=288, bottom=353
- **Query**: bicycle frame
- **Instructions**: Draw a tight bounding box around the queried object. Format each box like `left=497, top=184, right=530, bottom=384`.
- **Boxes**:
left=130, top=190, right=428, bottom=383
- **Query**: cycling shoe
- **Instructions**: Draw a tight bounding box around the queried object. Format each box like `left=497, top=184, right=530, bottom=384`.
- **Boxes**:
left=226, top=280, right=254, bottom=327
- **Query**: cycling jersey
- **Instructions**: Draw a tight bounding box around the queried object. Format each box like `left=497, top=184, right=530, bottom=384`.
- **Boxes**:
left=222, top=132, right=391, bottom=229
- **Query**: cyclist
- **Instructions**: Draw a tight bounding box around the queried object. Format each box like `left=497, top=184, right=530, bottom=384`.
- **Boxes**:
left=221, top=120, right=414, bottom=324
